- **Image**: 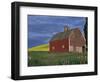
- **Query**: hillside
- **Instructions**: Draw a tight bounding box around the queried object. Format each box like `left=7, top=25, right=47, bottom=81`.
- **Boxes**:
left=28, top=44, right=49, bottom=51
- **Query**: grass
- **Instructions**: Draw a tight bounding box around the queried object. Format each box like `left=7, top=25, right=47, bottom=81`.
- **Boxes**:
left=28, top=44, right=49, bottom=51
left=28, top=51, right=88, bottom=66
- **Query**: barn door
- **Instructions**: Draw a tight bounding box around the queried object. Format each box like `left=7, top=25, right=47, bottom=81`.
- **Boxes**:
left=73, top=46, right=76, bottom=52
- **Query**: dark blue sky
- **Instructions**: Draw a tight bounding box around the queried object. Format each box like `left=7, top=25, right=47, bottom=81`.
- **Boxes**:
left=28, top=15, right=86, bottom=48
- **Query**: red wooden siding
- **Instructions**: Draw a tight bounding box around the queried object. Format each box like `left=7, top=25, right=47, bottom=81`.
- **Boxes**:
left=49, top=38, right=69, bottom=52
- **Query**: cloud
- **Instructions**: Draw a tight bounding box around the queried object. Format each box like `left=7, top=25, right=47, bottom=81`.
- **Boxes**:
left=28, top=15, right=85, bottom=26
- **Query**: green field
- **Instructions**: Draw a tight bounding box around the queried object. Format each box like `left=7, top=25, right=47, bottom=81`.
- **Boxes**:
left=28, top=51, right=88, bottom=66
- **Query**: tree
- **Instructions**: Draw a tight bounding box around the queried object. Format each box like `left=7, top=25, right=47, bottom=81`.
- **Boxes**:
left=84, top=18, right=88, bottom=46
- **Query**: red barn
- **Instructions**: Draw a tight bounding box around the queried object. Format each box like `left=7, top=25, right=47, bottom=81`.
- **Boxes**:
left=49, top=26, right=86, bottom=53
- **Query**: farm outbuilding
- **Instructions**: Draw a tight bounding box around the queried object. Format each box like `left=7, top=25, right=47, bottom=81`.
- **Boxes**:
left=49, top=26, right=86, bottom=53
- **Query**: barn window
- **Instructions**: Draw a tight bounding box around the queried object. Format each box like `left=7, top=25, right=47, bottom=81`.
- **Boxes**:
left=52, top=46, right=55, bottom=50
left=62, top=45, right=65, bottom=48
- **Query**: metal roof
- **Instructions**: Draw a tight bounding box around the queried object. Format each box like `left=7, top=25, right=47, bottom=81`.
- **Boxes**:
left=50, top=29, right=72, bottom=41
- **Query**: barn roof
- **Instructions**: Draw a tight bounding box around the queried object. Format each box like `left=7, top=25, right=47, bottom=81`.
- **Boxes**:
left=50, top=28, right=78, bottom=41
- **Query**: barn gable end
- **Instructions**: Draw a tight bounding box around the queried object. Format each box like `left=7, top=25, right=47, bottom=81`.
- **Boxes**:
left=69, top=28, right=85, bottom=53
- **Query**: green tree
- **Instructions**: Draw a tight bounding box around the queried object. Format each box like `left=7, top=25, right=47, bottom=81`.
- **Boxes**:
left=84, top=18, right=88, bottom=46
